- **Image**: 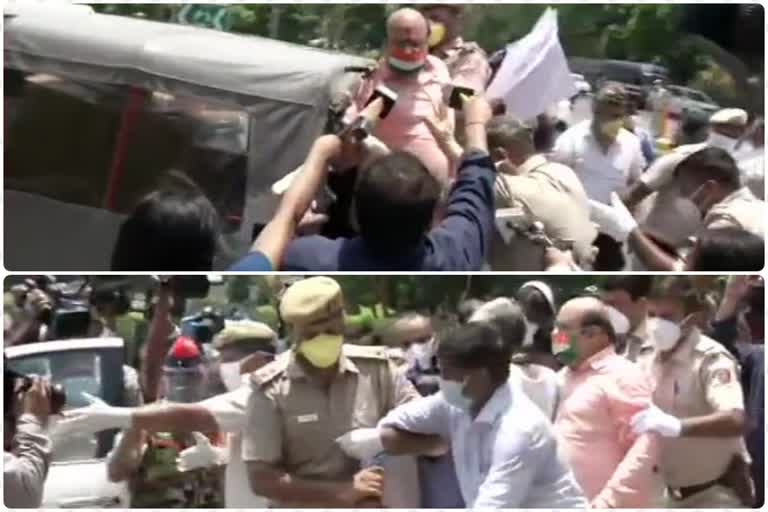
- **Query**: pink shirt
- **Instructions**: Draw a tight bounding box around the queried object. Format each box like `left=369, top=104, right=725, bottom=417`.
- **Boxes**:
left=348, top=56, right=454, bottom=186
left=556, top=346, right=659, bottom=508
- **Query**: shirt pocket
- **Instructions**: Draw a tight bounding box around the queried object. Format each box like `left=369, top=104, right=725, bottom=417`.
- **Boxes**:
left=351, top=373, right=382, bottom=428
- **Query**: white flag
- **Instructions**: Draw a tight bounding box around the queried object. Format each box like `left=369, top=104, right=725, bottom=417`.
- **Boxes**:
left=487, top=8, right=576, bottom=121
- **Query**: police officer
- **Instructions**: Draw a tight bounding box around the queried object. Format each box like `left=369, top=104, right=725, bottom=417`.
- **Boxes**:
left=487, top=116, right=597, bottom=270
left=632, top=277, right=754, bottom=508
left=241, top=276, right=420, bottom=508
left=107, top=336, right=225, bottom=508
left=420, top=4, right=491, bottom=92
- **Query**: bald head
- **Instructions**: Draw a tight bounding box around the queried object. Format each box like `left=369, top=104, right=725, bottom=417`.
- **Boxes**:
left=557, top=297, right=606, bottom=326
left=389, top=313, right=433, bottom=347
left=387, top=8, right=429, bottom=36
left=555, top=297, right=618, bottom=366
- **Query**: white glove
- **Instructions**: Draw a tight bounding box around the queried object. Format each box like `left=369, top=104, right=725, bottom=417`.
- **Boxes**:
left=630, top=405, right=682, bottom=437
left=177, top=432, right=227, bottom=472
left=589, top=192, right=638, bottom=243
left=52, top=392, right=133, bottom=440
left=336, top=428, right=384, bottom=461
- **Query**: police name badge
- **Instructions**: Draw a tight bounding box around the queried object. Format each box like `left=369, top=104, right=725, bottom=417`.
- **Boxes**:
left=296, top=413, right=319, bottom=424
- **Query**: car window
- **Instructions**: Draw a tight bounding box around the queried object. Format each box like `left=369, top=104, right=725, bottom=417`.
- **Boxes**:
left=4, top=73, right=249, bottom=235
left=8, top=351, right=106, bottom=462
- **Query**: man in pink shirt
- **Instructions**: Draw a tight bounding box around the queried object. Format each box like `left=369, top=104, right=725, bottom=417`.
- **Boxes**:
left=553, top=296, right=660, bottom=508
left=347, top=8, right=455, bottom=187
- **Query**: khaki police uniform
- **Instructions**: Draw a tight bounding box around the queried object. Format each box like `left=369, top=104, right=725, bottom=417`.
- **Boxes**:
left=240, top=277, right=419, bottom=507
left=434, top=38, right=491, bottom=92
left=704, top=186, right=765, bottom=238
left=638, top=329, right=749, bottom=508
left=491, top=154, right=598, bottom=270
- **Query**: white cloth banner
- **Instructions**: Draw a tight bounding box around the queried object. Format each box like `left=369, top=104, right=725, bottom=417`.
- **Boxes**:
left=487, top=8, right=576, bottom=121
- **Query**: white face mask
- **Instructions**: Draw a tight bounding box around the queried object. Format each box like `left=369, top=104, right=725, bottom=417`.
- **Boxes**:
left=522, top=318, right=539, bottom=347
left=439, top=378, right=473, bottom=412
left=218, top=361, right=243, bottom=391
left=706, top=132, right=738, bottom=152
left=407, top=339, right=434, bottom=369
left=651, top=318, right=682, bottom=352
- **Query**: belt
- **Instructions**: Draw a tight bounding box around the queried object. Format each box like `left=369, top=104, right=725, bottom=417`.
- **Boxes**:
left=668, top=478, right=721, bottom=501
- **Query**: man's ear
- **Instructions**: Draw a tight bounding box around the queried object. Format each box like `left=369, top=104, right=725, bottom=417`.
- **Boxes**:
left=491, top=147, right=508, bottom=162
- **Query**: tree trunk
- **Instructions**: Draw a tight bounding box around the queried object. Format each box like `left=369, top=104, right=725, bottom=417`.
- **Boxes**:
left=269, top=5, right=283, bottom=39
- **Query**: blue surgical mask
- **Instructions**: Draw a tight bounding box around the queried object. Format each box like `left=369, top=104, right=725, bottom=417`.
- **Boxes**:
left=439, top=377, right=473, bottom=412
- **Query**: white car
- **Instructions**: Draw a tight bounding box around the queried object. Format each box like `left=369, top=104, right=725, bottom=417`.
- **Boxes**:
left=5, top=338, right=130, bottom=508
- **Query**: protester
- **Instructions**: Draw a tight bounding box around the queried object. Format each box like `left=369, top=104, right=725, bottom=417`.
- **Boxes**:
left=553, top=297, right=660, bottom=508
left=420, top=4, right=491, bottom=93
left=279, top=95, right=496, bottom=271
left=385, top=313, right=465, bottom=508
left=241, top=277, right=420, bottom=508
left=551, top=83, right=646, bottom=270
left=340, top=323, right=587, bottom=508
left=708, top=276, right=764, bottom=507
left=487, top=115, right=597, bottom=270
left=632, top=277, right=754, bottom=508
left=111, top=172, right=219, bottom=271
left=515, top=281, right=559, bottom=370
left=468, top=297, right=560, bottom=420
left=4, top=374, right=53, bottom=508
left=346, top=8, right=455, bottom=185
left=601, top=276, right=655, bottom=361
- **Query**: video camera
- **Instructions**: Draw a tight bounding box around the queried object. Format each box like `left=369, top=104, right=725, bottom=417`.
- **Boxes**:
left=4, top=356, right=67, bottom=416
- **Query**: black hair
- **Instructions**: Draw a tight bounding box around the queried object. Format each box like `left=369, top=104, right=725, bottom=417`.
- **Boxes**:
left=603, top=276, right=654, bottom=301
left=457, top=298, right=485, bottom=324
left=111, top=171, right=219, bottom=271
left=580, top=310, right=617, bottom=345
left=676, top=147, right=741, bottom=190
left=691, top=228, right=764, bottom=271
left=90, top=283, right=131, bottom=315
left=354, top=152, right=441, bottom=251
left=469, top=299, right=527, bottom=351
left=437, top=323, right=511, bottom=381
left=652, top=277, right=706, bottom=314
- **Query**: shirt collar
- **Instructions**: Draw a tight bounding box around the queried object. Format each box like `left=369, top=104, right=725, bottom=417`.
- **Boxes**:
left=285, top=345, right=359, bottom=380
left=474, top=381, right=512, bottom=425
left=435, top=37, right=465, bottom=57
left=517, top=154, right=548, bottom=175
left=666, top=328, right=700, bottom=364
left=578, top=345, right=617, bottom=372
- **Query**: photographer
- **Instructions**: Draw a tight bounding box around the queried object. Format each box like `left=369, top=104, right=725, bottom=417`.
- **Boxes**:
left=4, top=372, right=53, bottom=508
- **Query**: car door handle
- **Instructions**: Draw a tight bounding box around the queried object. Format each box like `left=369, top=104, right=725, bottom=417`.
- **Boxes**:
left=58, top=496, right=122, bottom=508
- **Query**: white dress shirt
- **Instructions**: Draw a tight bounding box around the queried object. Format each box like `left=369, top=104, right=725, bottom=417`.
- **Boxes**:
left=552, top=120, right=646, bottom=204
left=379, top=381, right=586, bottom=508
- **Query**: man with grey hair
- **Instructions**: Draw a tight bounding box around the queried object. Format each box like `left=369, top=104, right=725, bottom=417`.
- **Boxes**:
left=487, top=115, right=597, bottom=270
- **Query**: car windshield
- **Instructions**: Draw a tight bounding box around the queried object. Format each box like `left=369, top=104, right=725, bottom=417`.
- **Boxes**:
left=8, top=351, right=106, bottom=462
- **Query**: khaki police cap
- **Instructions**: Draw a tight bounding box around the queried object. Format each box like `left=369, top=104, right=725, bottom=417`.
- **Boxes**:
left=279, top=276, right=344, bottom=327
left=710, top=108, right=748, bottom=127
left=213, top=320, right=277, bottom=349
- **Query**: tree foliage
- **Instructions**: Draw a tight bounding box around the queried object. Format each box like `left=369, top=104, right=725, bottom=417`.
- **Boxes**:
left=91, top=3, right=760, bottom=99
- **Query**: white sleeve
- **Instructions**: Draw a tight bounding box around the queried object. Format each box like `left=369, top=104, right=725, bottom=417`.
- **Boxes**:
left=551, top=131, right=574, bottom=167
left=200, top=387, right=251, bottom=433
left=378, top=393, right=451, bottom=438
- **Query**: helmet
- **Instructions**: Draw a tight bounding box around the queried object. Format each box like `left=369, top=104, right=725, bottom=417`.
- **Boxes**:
left=162, top=336, right=206, bottom=403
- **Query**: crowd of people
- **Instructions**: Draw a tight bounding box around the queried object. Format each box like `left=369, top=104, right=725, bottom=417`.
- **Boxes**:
left=3, top=274, right=764, bottom=508
left=108, top=6, right=765, bottom=272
